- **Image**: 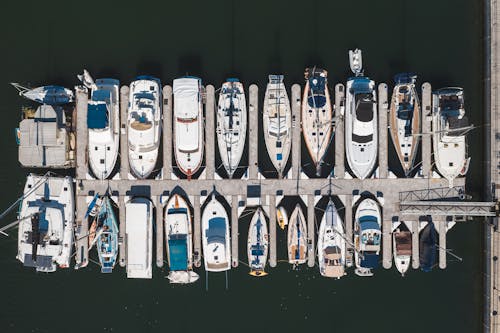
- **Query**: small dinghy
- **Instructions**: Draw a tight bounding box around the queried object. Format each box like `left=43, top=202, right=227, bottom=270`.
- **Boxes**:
left=202, top=195, right=231, bottom=272
left=247, top=208, right=268, bottom=276
left=276, top=206, right=288, bottom=230
left=11, top=83, right=74, bottom=105
left=419, top=219, right=437, bottom=272
left=287, top=204, right=307, bottom=265
left=393, top=223, right=412, bottom=276
left=317, top=200, right=346, bottom=278
left=353, top=198, right=381, bottom=277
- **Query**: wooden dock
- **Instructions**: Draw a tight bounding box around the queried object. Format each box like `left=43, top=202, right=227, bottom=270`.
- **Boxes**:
left=248, top=84, right=259, bottom=179
left=334, top=84, right=345, bottom=178
left=378, top=83, right=389, bottom=179
left=421, top=83, right=432, bottom=178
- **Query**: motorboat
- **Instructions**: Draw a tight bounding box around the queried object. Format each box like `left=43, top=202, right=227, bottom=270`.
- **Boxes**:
left=389, top=73, right=421, bottom=176
left=247, top=207, right=268, bottom=276
left=217, top=78, right=247, bottom=178
left=393, top=222, right=412, bottom=276
left=87, top=78, right=120, bottom=179
left=287, top=204, right=307, bottom=265
left=17, top=174, right=74, bottom=272
left=127, top=76, right=162, bottom=179
left=432, top=87, right=471, bottom=184
left=353, top=198, right=381, bottom=276
left=173, top=77, right=204, bottom=179
left=164, top=194, right=199, bottom=283
left=419, top=219, right=437, bottom=272
left=263, top=75, right=291, bottom=178
left=201, top=195, right=231, bottom=272
left=125, top=197, right=153, bottom=279
left=276, top=206, right=288, bottom=230
left=11, top=83, right=74, bottom=105
left=317, top=200, right=346, bottom=279
left=346, top=49, right=378, bottom=179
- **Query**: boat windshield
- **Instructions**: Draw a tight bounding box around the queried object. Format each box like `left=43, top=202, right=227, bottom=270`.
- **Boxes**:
left=355, top=93, right=374, bottom=122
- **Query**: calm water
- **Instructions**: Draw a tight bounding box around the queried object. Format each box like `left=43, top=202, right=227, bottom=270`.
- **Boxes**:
left=0, top=0, right=485, bottom=332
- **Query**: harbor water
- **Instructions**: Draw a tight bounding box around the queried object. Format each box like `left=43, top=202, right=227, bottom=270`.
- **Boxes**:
left=0, top=0, right=485, bottom=332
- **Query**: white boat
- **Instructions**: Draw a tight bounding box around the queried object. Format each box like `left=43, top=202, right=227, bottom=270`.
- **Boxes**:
left=11, top=83, right=74, bottom=105
left=389, top=73, right=421, bottom=176
left=17, top=174, right=74, bottom=272
left=127, top=76, right=162, bottom=179
left=247, top=207, right=268, bottom=276
left=173, top=77, right=204, bottom=179
left=353, top=198, right=381, bottom=277
left=432, top=87, right=471, bottom=184
left=301, top=68, right=333, bottom=175
left=125, top=197, right=153, bottom=279
left=164, top=194, right=199, bottom=284
left=317, top=200, right=346, bottom=279
left=346, top=50, right=378, bottom=179
left=201, top=195, right=231, bottom=272
left=87, top=78, right=120, bottom=179
left=287, top=204, right=307, bottom=265
left=276, top=206, right=288, bottom=230
left=393, top=223, right=412, bottom=276
left=217, top=78, right=247, bottom=178
left=263, top=75, right=291, bottom=178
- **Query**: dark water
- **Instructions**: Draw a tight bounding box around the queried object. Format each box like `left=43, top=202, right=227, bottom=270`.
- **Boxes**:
left=0, top=0, right=485, bottom=332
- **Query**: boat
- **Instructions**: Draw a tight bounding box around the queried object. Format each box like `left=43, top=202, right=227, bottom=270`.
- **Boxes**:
left=353, top=198, right=381, bottom=276
left=301, top=67, right=333, bottom=175
left=419, top=219, right=437, bottom=272
left=263, top=75, right=291, bottom=178
left=217, top=78, right=247, bottom=178
left=11, top=83, right=74, bottom=105
left=276, top=206, right=288, bottom=230
left=201, top=195, right=231, bottom=272
left=88, top=196, right=119, bottom=273
left=317, top=200, right=346, bottom=278
left=127, top=76, right=162, bottom=179
left=17, top=174, right=74, bottom=272
left=432, top=87, right=471, bottom=184
left=247, top=207, right=268, bottom=276
left=87, top=78, right=120, bottom=179
left=287, top=204, right=307, bottom=265
left=173, top=77, right=204, bottom=179
left=393, top=223, right=412, bottom=276
left=125, top=197, right=153, bottom=279
left=389, top=73, right=421, bottom=176
left=345, top=49, right=378, bottom=179
left=164, top=194, right=199, bottom=283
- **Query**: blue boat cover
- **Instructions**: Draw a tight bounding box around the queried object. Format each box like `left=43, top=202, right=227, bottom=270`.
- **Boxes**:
left=360, top=252, right=379, bottom=269
left=307, top=95, right=327, bottom=108
left=92, top=89, right=111, bottom=102
left=167, top=207, right=188, bottom=215
left=134, top=92, right=155, bottom=100
left=394, top=73, right=416, bottom=85
left=350, top=77, right=372, bottom=94
left=309, top=76, right=326, bottom=92
left=87, top=104, right=108, bottom=129
left=227, top=78, right=239, bottom=82
left=169, top=237, right=188, bottom=271
left=39, top=86, right=73, bottom=105
left=206, top=217, right=226, bottom=244
left=359, top=216, right=380, bottom=231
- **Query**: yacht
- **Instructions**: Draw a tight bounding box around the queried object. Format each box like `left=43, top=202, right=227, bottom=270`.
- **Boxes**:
left=287, top=204, right=307, bottom=265
left=173, top=77, right=204, bottom=179
left=128, top=76, right=162, bottom=179
left=393, top=223, right=412, bottom=276
left=353, top=198, right=381, bottom=277
left=164, top=194, right=199, bottom=283
left=17, top=174, right=74, bottom=272
left=301, top=67, right=332, bottom=175
left=432, top=88, right=471, bottom=184
left=202, top=195, right=231, bottom=272
left=317, top=200, right=346, bottom=279
left=247, top=207, right=268, bottom=276
left=87, top=78, right=120, bottom=179
left=11, top=83, right=74, bottom=105
left=419, top=219, right=437, bottom=272
left=217, top=78, right=247, bottom=178
left=263, top=75, right=291, bottom=178
left=345, top=49, right=378, bottom=179
left=389, top=73, right=421, bottom=176
left=125, top=197, right=153, bottom=279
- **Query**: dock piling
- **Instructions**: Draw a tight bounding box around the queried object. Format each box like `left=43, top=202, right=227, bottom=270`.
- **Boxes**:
left=438, top=219, right=447, bottom=269
left=378, top=83, right=388, bottom=179
left=205, top=85, right=215, bottom=179
left=248, top=85, right=259, bottom=179
left=75, top=87, right=89, bottom=179
left=334, top=84, right=345, bottom=178
left=412, top=220, right=420, bottom=269
left=291, top=84, right=301, bottom=181
left=269, top=195, right=277, bottom=267
left=307, top=194, right=315, bottom=268
left=119, top=195, right=126, bottom=267
left=162, top=86, right=172, bottom=179
left=421, top=83, right=432, bottom=178
left=155, top=196, right=164, bottom=268
left=75, top=195, right=88, bottom=268
left=193, top=195, right=201, bottom=268
left=382, top=218, right=392, bottom=269
left=119, top=86, right=130, bottom=179
left=231, top=195, right=239, bottom=267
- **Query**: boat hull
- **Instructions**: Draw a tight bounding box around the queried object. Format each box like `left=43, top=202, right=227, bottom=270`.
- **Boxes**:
left=247, top=208, right=269, bottom=275
left=201, top=196, right=231, bottom=272
left=317, top=201, right=346, bottom=278
left=287, top=204, right=307, bottom=265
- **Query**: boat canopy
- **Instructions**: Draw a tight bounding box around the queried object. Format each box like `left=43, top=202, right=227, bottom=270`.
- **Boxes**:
left=173, top=77, right=200, bottom=119
left=206, top=217, right=226, bottom=244
left=360, top=252, right=379, bottom=269
left=359, top=216, right=379, bottom=231
left=92, top=89, right=111, bottom=102
left=169, top=235, right=188, bottom=271
left=350, top=77, right=372, bottom=94
left=307, top=95, right=326, bottom=108
left=395, top=232, right=412, bottom=255
left=167, top=207, right=188, bottom=215
left=87, top=103, right=108, bottom=129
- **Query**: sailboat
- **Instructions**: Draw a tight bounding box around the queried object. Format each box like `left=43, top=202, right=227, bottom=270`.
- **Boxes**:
left=287, top=204, right=307, bottom=265
left=127, top=76, right=162, bottom=179
left=389, top=73, right=421, bottom=176
left=263, top=75, right=291, bottom=178
left=87, top=78, right=120, bottom=179
left=345, top=49, right=378, bottom=179
left=173, top=77, right=204, bottom=179
left=217, top=78, right=247, bottom=178
left=125, top=197, right=153, bottom=279
left=201, top=195, right=231, bottom=272
left=393, top=223, right=412, bottom=276
left=88, top=196, right=119, bottom=273
left=432, top=87, right=471, bottom=184
left=17, top=174, right=74, bottom=272
left=247, top=207, right=268, bottom=276
left=11, top=83, right=74, bottom=105
left=419, top=219, right=437, bottom=272
left=353, top=198, right=381, bottom=277
left=317, top=200, right=346, bottom=278
left=164, top=194, right=199, bottom=283
left=301, top=67, right=333, bottom=175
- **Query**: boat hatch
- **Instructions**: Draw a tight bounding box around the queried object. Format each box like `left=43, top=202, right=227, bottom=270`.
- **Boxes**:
left=206, top=217, right=226, bottom=244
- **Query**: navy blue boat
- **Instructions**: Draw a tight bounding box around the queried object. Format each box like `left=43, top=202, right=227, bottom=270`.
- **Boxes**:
left=419, top=220, right=438, bottom=272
